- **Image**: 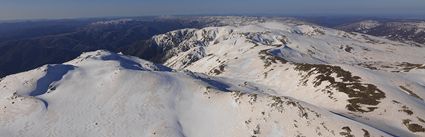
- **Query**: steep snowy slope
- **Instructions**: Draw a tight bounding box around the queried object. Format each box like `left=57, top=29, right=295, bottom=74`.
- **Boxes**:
left=0, top=51, right=393, bottom=137
left=150, top=21, right=425, bottom=136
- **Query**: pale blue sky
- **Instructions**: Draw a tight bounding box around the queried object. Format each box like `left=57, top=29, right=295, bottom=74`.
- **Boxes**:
left=1, top=0, right=424, bottom=20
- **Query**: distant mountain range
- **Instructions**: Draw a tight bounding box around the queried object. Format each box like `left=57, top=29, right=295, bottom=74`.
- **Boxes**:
left=2, top=16, right=424, bottom=78
left=0, top=16, right=291, bottom=77
left=0, top=17, right=206, bottom=77
left=336, top=20, right=425, bottom=46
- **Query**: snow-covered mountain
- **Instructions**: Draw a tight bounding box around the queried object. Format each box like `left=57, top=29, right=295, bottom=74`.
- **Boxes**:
left=337, top=20, right=425, bottom=46
left=1, top=18, right=424, bottom=137
left=338, top=20, right=382, bottom=33
left=0, top=50, right=393, bottom=137
left=148, top=21, right=425, bottom=136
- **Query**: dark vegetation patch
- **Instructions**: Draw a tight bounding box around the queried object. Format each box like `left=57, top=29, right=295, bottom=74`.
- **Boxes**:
left=230, top=91, right=258, bottom=105
left=362, top=129, right=370, bottom=137
left=339, top=126, right=354, bottom=137
left=418, top=117, right=425, bottom=123
left=340, top=45, right=354, bottom=53
left=361, top=35, right=384, bottom=44
left=403, top=119, right=425, bottom=132
left=257, top=48, right=386, bottom=113
left=253, top=125, right=261, bottom=135
left=204, top=86, right=212, bottom=95
left=179, top=53, right=205, bottom=68
left=399, top=105, right=414, bottom=115
left=397, top=62, right=425, bottom=72
left=231, top=90, right=245, bottom=104
left=344, top=46, right=353, bottom=53
left=320, top=122, right=335, bottom=135
left=391, top=100, right=425, bottom=133
left=245, top=119, right=252, bottom=125
left=294, top=63, right=385, bottom=113
left=278, top=36, right=288, bottom=45
left=259, top=49, right=288, bottom=68
left=314, top=29, right=326, bottom=35
left=229, top=90, right=321, bottom=121
left=209, top=64, right=226, bottom=75
left=270, top=96, right=320, bottom=118
left=263, top=68, right=274, bottom=78
left=358, top=62, right=425, bottom=72
left=399, top=86, right=423, bottom=100
left=357, top=63, right=378, bottom=70
left=248, top=94, right=258, bottom=105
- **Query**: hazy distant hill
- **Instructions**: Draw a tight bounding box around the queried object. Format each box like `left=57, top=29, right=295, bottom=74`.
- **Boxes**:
left=0, top=16, right=291, bottom=78
left=0, top=18, right=205, bottom=77
left=336, top=20, right=425, bottom=46
left=0, top=19, right=94, bottom=43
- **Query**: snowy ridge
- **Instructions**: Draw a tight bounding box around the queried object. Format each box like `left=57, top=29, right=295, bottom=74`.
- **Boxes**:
left=0, top=50, right=392, bottom=137
left=155, top=21, right=425, bottom=67
left=151, top=21, right=425, bottom=136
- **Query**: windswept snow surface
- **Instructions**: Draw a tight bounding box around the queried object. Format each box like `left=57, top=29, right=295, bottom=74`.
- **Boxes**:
left=0, top=50, right=392, bottom=137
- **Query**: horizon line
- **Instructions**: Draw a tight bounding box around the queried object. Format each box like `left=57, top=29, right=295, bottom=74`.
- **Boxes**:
left=1, top=13, right=425, bottom=22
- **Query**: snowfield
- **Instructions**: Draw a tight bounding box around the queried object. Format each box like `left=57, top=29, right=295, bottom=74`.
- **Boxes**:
left=0, top=51, right=392, bottom=137
left=1, top=18, right=425, bottom=137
